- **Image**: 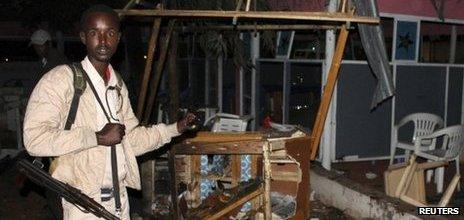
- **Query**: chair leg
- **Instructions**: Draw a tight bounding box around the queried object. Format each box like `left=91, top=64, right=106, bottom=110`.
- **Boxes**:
left=389, top=146, right=397, bottom=165
left=456, top=159, right=461, bottom=191
left=436, top=167, right=444, bottom=194
left=426, top=169, right=433, bottom=183
left=426, top=159, right=434, bottom=183
left=405, top=150, right=410, bottom=163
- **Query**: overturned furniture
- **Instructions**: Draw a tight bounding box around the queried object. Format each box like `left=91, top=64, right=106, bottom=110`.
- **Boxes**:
left=169, top=130, right=310, bottom=219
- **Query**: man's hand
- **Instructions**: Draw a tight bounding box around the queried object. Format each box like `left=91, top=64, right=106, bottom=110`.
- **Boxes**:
left=177, top=113, right=197, bottom=133
left=95, top=123, right=126, bottom=146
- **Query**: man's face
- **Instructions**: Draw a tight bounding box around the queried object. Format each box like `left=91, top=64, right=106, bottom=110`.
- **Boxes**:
left=80, top=12, right=120, bottom=65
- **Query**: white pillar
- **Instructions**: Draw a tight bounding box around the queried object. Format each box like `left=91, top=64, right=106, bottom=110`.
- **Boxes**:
left=321, top=0, right=339, bottom=170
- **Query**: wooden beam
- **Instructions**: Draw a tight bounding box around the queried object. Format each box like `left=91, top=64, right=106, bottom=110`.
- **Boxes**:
left=309, top=25, right=350, bottom=160
left=189, top=131, right=263, bottom=142
left=197, top=183, right=263, bottom=219
left=116, top=9, right=379, bottom=24
left=136, top=18, right=161, bottom=119
left=174, top=140, right=265, bottom=155
left=142, top=19, right=176, bottom=124
left=438, top=174, right=460, bottom=207
left=177, top=24, right=340, bottom=31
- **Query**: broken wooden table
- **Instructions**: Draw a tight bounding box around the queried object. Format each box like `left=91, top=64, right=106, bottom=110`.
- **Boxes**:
left=168, top=131, right=311, bottom=219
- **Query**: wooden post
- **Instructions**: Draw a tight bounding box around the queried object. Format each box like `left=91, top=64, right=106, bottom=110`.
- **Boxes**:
left=139, top=19, right=165, bottom=220
left=142, top=19, right=176, bottom=123
left=309, top=25, right=350, bottom=160
left=136, top=18, right=162, bottom=119
left=263, top=142, right=271, bottom=219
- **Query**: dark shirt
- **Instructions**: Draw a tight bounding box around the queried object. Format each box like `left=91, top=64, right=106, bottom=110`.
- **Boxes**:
left=29, top=47, right=68, bottom=96
left=41, top=47, right=68, bottom=75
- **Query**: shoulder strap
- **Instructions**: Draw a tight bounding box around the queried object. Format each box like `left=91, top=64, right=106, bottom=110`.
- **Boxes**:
left=64, top=63, right=86, bottom=130
left=77, top=64, right=122, bottom=214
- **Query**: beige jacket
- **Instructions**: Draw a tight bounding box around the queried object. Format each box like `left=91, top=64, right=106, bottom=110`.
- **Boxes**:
left=23, top=60, right=179, bottom=197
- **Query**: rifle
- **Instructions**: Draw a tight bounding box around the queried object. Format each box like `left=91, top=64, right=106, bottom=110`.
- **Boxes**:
left=17, top=159, right=120, bottom=220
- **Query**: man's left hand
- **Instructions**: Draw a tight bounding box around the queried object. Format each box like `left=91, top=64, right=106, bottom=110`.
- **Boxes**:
left=177, top=113, right=197, bottom=133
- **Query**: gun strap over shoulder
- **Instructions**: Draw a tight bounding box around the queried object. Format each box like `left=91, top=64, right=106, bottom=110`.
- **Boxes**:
left=65, top=62, right=86, bottom=130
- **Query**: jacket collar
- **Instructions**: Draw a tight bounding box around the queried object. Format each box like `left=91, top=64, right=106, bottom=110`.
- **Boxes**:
left=80, top=56, right=117, bottom=87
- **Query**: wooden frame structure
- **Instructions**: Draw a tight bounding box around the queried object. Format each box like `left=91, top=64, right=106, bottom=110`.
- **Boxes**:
left=168, top=132, right=310, bottom=219
left=117, top=2, right=380, bottom=218
left=168, top=138, right=269, bottom=219
left=117, top=4, right=379, bottom=157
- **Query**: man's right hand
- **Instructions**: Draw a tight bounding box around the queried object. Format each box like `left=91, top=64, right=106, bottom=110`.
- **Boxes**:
left=95, top=123, right=126, bottom=146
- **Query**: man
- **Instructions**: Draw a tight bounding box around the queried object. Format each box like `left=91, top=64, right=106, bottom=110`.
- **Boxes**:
left=23, top=5, right=195, bottom=220
left=30, top=29, right=68, bottom=76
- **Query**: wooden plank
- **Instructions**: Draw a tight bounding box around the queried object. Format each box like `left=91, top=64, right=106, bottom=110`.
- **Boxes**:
left=116, top=10, right=380, bottom=24
left=190, top=131, right=263, bottom=142
left=438, top=174, right=460, bottom=207
left=177, top=24, right=340, bottom=31
left=384, top=163, right=426, bottom=204
left=309, top=25, right=350, bottom=160
left=263, top=142, right=271, bottom=220
left=201, top=186, right=263, bottom=219
left=232, top=0, right=244, bottom=25
left=174, top=140, right=265, bottom=155
left=136, top=18, right=161, bottom=119
left=416, top=161, right=448, bottom=170
left=142, top=19, right=176, bottom=123
left=395, top=155, right=417, bottom=197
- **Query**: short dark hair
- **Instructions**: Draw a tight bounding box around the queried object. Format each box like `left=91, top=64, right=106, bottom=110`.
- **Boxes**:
left=80, top=4, right=120, bottom=30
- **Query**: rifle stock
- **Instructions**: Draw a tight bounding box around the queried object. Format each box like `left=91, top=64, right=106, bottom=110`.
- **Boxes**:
left=17, top=159, right=119, bottom=220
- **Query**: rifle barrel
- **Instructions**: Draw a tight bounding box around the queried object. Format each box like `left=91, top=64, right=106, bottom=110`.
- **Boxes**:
left=17, top=159, right=119, bottom=220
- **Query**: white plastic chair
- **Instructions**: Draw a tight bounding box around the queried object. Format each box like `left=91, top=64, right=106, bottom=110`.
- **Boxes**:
left=390, top=113, right=444, bottom=165
left=413, top=125, right=464, bottom=194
